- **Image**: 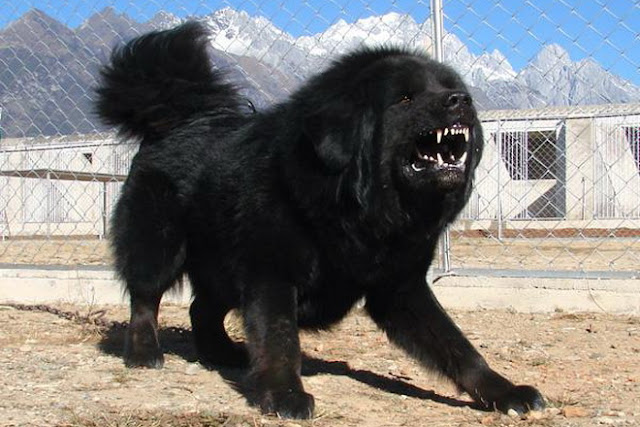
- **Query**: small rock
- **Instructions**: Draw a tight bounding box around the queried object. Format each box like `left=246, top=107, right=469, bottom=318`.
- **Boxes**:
left=563, top=405, right=591, bottom=418
left=602, top=411, right=626, bottom=417
left=596, top=416, right=624, bottom=425
left=480, top=415, right=496, bottom=425
left=507, top=408, right=519, bottom=418
left=185, top=364, right=201, bottom=376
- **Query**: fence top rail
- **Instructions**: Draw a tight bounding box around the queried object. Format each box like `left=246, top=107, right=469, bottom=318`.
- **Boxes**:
left=0, top=133, right=118, bottom=151
left=0, top=169, right=127, bottom=183
left=479, top=103, right=640, bottom=122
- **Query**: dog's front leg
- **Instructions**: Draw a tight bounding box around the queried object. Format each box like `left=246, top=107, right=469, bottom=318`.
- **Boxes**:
left=365, top=276, right=545, bottom=415
left=243, top=281, right=314, bottom=419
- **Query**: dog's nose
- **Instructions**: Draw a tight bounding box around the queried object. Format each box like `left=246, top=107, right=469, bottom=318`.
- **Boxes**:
left=443, top=92, right=472, bottom=109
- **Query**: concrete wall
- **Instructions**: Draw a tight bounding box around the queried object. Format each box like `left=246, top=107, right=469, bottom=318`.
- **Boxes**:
left=564, top=118, right=593, bottom=220
left=0, top=140, right=134, bottom=238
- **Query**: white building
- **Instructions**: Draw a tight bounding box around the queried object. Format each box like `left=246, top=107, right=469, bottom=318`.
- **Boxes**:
left=0, top=134, right=135, bottom=238
left=460, top=103, right=640, bottom=235
left=1, top=103, right=639, bottom=238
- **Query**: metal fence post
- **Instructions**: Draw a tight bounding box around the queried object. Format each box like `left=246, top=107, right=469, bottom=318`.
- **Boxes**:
left=431, top=0, right=444, bottom=63
left=431, top=0, right=451, bottom=272
left=497, top=122, right=503, bottom=241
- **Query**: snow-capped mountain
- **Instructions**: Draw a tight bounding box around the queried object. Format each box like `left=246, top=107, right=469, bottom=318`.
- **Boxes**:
left=197, top=8, right=640, bottom=109
left=297, top=13, right=432, bottom=57
left=206, top=8, right=293, bottom=61
left=0, top=7, right=638, bottom=137
left=517, top=44, right=640, bottom=106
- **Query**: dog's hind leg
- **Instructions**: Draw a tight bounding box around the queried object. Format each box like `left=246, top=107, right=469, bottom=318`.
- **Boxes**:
left=111, top=173, right=186, bottom=369
left=125, top=291, right=165, bottom=368
left=188, top=286, right=249, bottom=368
left=120, top=239, right=185, bottom=369
left=120, top=243, right=185, bottom=369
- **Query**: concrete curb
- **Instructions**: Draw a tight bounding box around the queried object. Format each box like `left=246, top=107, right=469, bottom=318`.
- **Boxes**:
left=0, top=266, right=188, bottom=305
left=433, top=275, right=640, bottom=314
left=0, top=266, right=638, bottom=314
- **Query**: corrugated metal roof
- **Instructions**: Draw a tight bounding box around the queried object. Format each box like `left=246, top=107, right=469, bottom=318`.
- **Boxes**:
left=479, top=103, right=640, bottom=121
left=2, top=104, right=640, bottom=148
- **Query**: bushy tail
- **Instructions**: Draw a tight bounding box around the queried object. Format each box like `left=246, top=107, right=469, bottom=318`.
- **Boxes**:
left=95, top=21, right=244, bottom=141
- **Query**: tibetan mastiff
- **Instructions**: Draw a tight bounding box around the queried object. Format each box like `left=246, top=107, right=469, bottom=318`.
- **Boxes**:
left=96, top=22, right=544, bottom=418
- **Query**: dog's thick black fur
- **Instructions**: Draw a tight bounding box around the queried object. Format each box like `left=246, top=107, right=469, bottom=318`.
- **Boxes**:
left=96, top=22, right=544, bottom=418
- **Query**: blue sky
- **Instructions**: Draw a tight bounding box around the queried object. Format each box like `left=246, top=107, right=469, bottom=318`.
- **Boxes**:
left=2, top=0, right=639, bottom=85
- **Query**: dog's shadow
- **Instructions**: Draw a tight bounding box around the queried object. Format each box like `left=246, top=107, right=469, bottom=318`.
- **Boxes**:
left=98, top=325, right=479, bottom=411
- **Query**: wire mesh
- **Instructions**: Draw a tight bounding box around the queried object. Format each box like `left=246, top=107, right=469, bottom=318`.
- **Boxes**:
left=0, top=1, right=638, bottom=276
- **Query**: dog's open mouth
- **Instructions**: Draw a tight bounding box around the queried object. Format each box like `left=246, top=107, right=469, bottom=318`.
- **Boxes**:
left=411, top=123, right=471, bottom=172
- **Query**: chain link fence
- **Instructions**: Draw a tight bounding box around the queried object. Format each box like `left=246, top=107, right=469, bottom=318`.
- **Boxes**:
left=0, top=1, right=638, bottom=278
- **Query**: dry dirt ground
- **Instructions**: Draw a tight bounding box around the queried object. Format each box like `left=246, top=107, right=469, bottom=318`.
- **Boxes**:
left=0, top=303, right=638, bottom=427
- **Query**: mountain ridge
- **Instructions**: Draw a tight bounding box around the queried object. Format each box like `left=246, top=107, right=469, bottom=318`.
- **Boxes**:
left=0, top=7, right=638, bottom=137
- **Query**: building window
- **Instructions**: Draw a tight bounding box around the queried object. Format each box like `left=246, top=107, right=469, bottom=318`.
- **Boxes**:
left=625, top=126, right=640, bottom=175
left=82, top=152, right=93, bottom=165
left=593, top=117, right=640, bottom=219
left=23, top=179, right=82, bottom=224
left=500, top=130, right=558, bottom=180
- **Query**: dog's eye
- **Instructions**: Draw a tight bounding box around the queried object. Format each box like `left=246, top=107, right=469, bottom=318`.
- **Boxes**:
left=398, top=95, right=412, bottom=105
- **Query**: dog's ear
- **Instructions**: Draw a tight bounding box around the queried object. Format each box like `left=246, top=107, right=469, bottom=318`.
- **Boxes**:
left=304, top=99, right=376, bottom=172
left=312, top=125, right=353, bottom=171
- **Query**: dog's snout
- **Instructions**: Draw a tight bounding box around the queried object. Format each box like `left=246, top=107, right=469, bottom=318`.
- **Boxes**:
left=443, top=92, right=472, bottom=109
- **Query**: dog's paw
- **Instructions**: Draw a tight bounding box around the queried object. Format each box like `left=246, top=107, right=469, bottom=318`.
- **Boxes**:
left=260, top=390, right=315, bottom=419
left=123, top=346, right=164, bottom=369
left=124, top=329, right=164, bottom=369
left=492, top=385, right=545, bottom=415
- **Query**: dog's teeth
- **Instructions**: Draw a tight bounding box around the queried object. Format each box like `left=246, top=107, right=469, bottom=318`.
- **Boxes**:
left=450, top=154, right=456, bottom=161
left=412, top=163, right=426, bottom=172
left=463, top=127, right=470, bottom=142
left=443, top=127, right=449, bottom=137
left=458, top=152, right=468, bottom=164
left=436, top=129, right=443, bottom=144
left=437, top=153, right=444, bottom=166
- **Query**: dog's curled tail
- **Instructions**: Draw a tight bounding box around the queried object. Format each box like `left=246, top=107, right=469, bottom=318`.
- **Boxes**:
left=95, top=21, right=243, bottom=141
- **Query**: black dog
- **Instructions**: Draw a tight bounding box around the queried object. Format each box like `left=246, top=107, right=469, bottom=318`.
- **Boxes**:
left=96, top=22, right=544, bottom=419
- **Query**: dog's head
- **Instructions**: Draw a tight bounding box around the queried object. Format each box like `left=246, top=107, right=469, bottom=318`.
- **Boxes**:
left=297, top=47, right=483, bottom=216
left=375, top=53, right=484, bottom=198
